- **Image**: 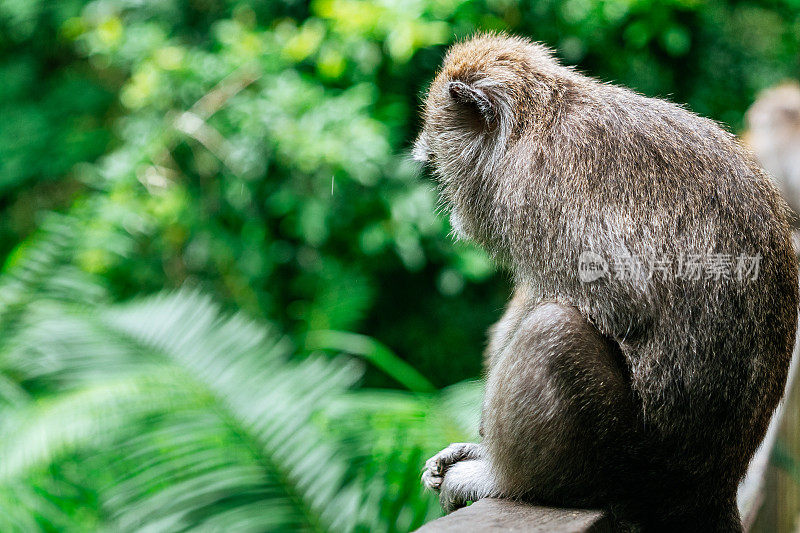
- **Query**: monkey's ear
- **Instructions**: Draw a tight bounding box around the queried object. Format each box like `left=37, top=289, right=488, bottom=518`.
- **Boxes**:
left=448, top=81, right=496, bottom=125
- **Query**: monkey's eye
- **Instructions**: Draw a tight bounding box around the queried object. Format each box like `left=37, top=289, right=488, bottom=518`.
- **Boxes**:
left=447, top=81, right=496, bottom=125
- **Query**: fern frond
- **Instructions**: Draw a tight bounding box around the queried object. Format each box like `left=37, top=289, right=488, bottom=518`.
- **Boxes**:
left=0, top=289, right=485, bottom=532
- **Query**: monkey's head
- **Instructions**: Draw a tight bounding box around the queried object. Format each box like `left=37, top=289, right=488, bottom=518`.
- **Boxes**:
left=414, top=34, right=567, bottom=243
left=744, top=81, right=800, bottom=222
left=745, top=81, right=800, bottom=137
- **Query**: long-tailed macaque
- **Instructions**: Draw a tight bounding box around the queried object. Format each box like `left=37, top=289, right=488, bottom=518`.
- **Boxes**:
left=415, top=34, right=798, bottom=531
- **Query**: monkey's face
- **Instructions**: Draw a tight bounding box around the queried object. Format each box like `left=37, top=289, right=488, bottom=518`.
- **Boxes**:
left=413, top=37, right=528, bottom=170
left=746, top=83, right=800, bottom=132
left=413, top=75, right=509, bottom=241
left=414, top=34, right=559, bottom=243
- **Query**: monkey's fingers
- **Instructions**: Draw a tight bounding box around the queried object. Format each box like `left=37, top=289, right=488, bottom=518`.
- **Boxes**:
left=437, top=459, right=497, bottom=514
left=421, top=467, right=443, bottom=492
left=424, top=442, right=481, bottom=476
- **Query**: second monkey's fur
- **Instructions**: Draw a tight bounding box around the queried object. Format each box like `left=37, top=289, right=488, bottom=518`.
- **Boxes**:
left=416, top=34, right=798, bottom=531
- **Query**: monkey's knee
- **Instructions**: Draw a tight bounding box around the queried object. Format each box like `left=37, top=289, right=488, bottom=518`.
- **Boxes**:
left=481, top=302, right=634, bottom=501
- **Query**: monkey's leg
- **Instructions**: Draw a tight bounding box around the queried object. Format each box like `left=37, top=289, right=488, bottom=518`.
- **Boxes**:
left=483, top=301, right=635, bottom=503
left=423, top=301, right=635, bottom=513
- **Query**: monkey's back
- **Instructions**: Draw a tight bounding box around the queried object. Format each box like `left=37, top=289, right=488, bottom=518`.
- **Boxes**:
left=510, top=79, right=799, bottom=489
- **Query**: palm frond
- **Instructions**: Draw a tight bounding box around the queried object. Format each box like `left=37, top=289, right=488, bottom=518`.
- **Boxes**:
left=100, top=291, right=369, bottom=531
left=0, top=373, right=198, bottom=480
left=0, top=288, right=484, bottom=532
left=0, top=214, right=107, bottom=314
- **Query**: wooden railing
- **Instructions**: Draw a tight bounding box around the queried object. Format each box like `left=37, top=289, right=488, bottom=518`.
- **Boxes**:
left=415, top=498, right=611, bottom=532
left=744, top=323, right=800, bottom=531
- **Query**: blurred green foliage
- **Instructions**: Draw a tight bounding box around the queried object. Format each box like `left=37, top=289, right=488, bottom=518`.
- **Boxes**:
left=2, top=0, right=799, bottom=385
left=0, top=0, right=799, bottom=530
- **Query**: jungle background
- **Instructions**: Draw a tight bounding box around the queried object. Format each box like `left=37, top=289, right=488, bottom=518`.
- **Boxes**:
left=0, top=0, right=799, bottom=531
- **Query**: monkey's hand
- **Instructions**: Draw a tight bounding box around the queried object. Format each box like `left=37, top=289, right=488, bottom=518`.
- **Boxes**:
left=422, top=443, right=498, bottom=513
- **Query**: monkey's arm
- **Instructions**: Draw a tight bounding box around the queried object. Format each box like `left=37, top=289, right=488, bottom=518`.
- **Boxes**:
left=482, top=285, right=531, bottom=371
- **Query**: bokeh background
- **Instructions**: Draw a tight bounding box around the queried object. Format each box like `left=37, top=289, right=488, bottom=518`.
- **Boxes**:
left=0, top=0, right=799, bottom=531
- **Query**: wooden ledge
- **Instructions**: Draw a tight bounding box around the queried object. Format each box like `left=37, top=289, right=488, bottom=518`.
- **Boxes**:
left=414, top=498, right=612, bottom=532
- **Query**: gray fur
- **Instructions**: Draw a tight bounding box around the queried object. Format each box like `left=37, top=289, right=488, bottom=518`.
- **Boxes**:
left=417, top=34, right=798, bottom=531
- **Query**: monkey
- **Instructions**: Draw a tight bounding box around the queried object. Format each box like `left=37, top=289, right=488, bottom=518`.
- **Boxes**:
left=743, top=82, right=800, bottom=254
left=744, top=81, right=800, bottom=223
left=414, top=34, right=798, bottom=531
